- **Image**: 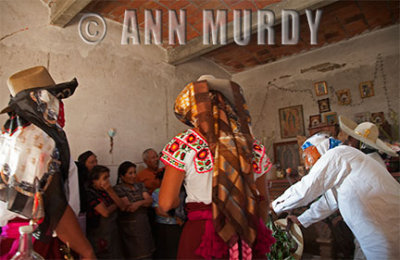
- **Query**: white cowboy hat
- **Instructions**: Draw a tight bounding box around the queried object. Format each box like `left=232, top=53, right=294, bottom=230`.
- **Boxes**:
left=339, top=115, right=398, bottom=157
left=275, top=218, right=304, bottom=260
left=197, top=75, right=235, bottom=104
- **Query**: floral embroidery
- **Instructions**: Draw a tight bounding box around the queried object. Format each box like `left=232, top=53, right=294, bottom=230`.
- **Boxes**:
left=187, top=133, right=197, bottom=144
left=169, top=141, right=180, bottom=153
left=197, top=149, right=208, bottom=160
left=162, top=130, right=272, bottom=175
left=252, top=139, right=271, bottom=174
left=161, top=129, right=213, bottom=174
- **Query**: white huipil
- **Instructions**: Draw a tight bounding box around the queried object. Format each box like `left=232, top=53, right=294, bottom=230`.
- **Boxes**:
left=272, top=145, right=400, bottom=260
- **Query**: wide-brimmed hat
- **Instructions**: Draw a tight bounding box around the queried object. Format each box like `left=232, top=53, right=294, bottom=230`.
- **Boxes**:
left=197, top=75, right=235, bottom=104
left=275, top=218, right=304, bottom=260
left=339, top=115, right=398, bottom=157
left=1, top=66, right=77, bottom=114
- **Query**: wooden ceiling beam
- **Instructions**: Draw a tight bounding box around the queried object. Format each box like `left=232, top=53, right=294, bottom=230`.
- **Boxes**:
left=50, top=0, right=93, bottom=27
left=166, top=0, right=338, bottom=65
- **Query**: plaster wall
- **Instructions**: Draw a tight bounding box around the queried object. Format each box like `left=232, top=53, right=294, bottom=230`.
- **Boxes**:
left=0, top=0, right=230, bottom=182
left=233, top=25, right=400, bottom=160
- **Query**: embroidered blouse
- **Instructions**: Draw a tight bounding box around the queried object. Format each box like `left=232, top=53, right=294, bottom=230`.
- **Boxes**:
left=161, top=129, right=272, bottom=204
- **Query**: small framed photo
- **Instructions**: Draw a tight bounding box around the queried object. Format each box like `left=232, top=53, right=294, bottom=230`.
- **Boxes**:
left=371, top=112, right=385, bottom=125
left=359, top=81, right=374, bottom=98
left=278, top=105, right=305, bottom=138
left=273, top=141, right=301, bottom=171
left=336, top=89, right=352, bottom=105
left=318, top=98, right=331, bottom=113
left=354, top=112, right=371, bottom=124
left=314, top=81, right=328, bottom=96
left=324, top=112, right=338, bottom=125
left=309, top=114, right=322, bottom=127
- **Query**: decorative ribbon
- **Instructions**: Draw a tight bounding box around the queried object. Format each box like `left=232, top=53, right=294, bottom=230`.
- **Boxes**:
left=355, top=129, right=371, bottom=139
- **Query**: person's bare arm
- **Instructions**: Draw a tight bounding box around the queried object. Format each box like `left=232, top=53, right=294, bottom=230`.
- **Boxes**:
left=101, top=182, right=128, bottom=210
left=255, top=173, right=269, bottom=222
left=55, top=206, right=95, bottom=259
left=94, top=201, right=117, bottom=218
left=141, top=191, right=153, bottom=207
left=159, top=165, right=185, bottom=213
left=154, top=206, right=170, bottom=217
left=126, top=192, right=153, bottom=212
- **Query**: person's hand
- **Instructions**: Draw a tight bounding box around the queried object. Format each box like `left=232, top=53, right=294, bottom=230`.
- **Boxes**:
left=127, top=202, right=140, bottom=212
left=269, top=202, right=278, bottom=219
left=100, top=179, right=112, bottom=191
left=175, top=217, right=184, bottom=226
left=287, top=215, right=301, bottom=226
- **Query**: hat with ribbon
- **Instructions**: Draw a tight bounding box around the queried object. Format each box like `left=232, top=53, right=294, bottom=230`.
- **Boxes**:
left=1, top=66, right=77, bottom=114
left=339, top=115, right=398, bottom=157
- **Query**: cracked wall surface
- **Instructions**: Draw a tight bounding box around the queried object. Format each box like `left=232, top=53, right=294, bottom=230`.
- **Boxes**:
left=233, top=25, right=399, bottom=161
left=0, top=0, right=230, bottom=182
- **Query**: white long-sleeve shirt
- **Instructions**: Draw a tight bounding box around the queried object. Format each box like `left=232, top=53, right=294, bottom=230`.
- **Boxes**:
left=272, top=145, right=400, bottom=260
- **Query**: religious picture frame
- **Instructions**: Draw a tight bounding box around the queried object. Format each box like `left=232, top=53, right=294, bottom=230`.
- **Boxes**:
left=354, top=112, right=370, bottom=124
left=309, top=114, right=322, bottom=127
left=273, top=141, right=301, bottom=172
left=318, top=98, right=331, bottom=113
left=278, top=105, right=305, bottom=139
left=314, top=81, right=328, bottom=96
left=371, top=112, right=385, bottom=125
left=359, top=81, right=374, bottom=98
left=336, top=89, right=352, bottom=105
left=324, top=112, right=338, bottom=125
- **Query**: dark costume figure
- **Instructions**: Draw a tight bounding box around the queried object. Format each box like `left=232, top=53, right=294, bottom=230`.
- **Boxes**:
left=0, top=66, right=94, bottom=259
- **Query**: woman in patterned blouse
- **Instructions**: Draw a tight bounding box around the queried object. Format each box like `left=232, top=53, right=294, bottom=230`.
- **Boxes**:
left=114, top=161, right=155, bottom=259
left=158, top=75, right=275, bottom=259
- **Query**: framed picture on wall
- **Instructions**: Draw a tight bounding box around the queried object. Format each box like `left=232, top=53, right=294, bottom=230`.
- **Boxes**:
left=324, top=112, right=338, bottom=125
left=371, top=112, right=385, bottom=125
left=359, top=81, right=374, bottom=98
left=318, top=98, right=331, bottom=113
left=278, top=105, right=305, bottom=139
left=309, top=114, right=322, bottom=127
left=314, top=81, right=328, bottom=96
left=273, top=141, right=301, bottom=171
left=336, top=89, right=352, bottom=105
left=354, top=112, right=371, bottom=124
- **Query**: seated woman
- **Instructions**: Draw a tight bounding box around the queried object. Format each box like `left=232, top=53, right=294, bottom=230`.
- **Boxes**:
left=86, top=165, right=124, bottom=259
left=114, top=161, right=155, bottom=259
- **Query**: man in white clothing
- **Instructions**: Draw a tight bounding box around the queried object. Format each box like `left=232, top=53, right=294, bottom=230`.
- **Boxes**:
left=271, top=133, right=400, bottom=260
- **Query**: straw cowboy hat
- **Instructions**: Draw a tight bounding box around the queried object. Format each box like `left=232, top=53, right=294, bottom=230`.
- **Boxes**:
left=1, top=66, right=77, bottom=114
left=339, top=115, right=398, bottom=157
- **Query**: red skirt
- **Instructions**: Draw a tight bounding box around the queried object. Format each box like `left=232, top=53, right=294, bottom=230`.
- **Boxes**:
left=177, top=202, right=228, bottom=259
left=177, top=203, right=275, bottom=260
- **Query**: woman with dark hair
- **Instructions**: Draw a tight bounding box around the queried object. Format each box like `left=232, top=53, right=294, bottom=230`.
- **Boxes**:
left=76, top=151, right=97, bottom=214
left=75, top=150, right=97, bottom=236
left=86, top=165, right=124, bottom=259
left=114, top=161, right=155, bottom=259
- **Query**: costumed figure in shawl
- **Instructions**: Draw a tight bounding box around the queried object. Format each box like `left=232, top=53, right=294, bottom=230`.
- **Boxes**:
left=271, top=132, right=400, bottom=260
left=0, top=66, right=95, bottom=259
left=158, top=75, right=275, bottom=259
